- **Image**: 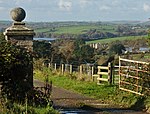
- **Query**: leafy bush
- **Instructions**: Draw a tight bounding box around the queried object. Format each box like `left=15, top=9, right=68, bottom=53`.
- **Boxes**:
left=0, top=39, right=33, bottom=102
left=109, top=40, right=126, bottom=55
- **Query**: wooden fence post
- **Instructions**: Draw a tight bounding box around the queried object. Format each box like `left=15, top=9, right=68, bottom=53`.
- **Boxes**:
left=108, top=62, right=113, bottom=84
left=54, top=63, right=57, bottom=70
left=119, top=56, right=121, bottom=89
left=65, top=64, right=69, bottom=72
left=89, top=66, right=92, bottom=77
left=70, top=64, right=72, bottom=74
left=48, top=63, right=51, bottom=68
left=92, top=66, right=94, bottom=76
left=80, top=65, right=82, bottom=75
left=62, top=64, right=64, bottom=74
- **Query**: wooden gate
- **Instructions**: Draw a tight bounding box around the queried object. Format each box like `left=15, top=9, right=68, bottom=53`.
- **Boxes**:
left=92, top=63, right=113, bottom=85
left=119, top=57, right=150, bottom=95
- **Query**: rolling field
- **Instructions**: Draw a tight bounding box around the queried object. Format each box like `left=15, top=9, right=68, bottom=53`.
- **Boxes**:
left=35, top=24, right=117, bottom=34
left=86, top=35, right=148, bottom=44
left=35, top=28, right=51, bottom=33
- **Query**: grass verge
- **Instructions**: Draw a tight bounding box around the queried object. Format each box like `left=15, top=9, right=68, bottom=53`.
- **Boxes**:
left=34, top=68, right=150, bottom=111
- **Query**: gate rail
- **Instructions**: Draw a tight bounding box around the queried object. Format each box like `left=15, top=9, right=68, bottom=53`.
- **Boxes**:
left=119, top=57, right=150, bottom=96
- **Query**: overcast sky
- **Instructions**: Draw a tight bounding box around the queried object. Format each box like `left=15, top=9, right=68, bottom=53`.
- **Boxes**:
left=1, top=0, right=150, bottom=22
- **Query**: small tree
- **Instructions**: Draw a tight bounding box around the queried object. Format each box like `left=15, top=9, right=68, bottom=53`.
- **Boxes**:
left=74, top=44, right=94, bottom=63
left=59, top=40, right=75, bottom=63
left=109, top=41, right=126, bottom=55
left=33, top=41, right=52, bottom=59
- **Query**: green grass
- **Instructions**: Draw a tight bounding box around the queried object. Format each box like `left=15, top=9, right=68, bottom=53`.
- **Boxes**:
left=0, top=101, right=59, bottom=114
left=35, top=25, right=116, bottom=35
left=50, top=76, right=116, bottom=99
left=35, top=28, right=51, bottom=33
left=120, top=53, right=150, bottom=62
left=144, top=54, right=150, bottom=58
left=86, top=35, right=148, bottom=44
left=34, top=69, right=115, bottom=100
left=34, top=68, right=150, bottom=108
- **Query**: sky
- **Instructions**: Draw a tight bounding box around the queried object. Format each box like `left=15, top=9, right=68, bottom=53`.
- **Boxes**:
left=1, top=0, right=150, bottom=22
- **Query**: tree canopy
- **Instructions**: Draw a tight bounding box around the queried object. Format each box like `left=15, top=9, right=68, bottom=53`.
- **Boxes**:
left=109, top=41, right=126, bottom=55
left=33, top=41, right=52, bottom=59
left=73, top=39, right=94, bottom=63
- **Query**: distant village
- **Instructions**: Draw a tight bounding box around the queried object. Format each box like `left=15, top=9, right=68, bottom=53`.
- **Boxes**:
left=90, top=42, right=150, bottom=54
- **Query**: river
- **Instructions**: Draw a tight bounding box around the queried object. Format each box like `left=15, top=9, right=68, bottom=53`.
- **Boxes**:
left=33, top=37, right=57, bottom=42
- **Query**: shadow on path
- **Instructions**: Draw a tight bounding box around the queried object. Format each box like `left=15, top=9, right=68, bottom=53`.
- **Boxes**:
left=34, top=79, right=147, bottom=114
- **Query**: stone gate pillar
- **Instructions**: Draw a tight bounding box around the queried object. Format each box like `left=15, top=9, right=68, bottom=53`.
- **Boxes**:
left=3, top=7, right=35, bottom=87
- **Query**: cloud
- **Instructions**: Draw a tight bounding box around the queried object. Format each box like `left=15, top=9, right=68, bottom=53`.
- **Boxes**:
left=58, top=0, right=72, bottom=11
left=112, top=0, right=119, bottom=5
left=99, top=5, right=111, bottom=11
left=78, top=0, right=91, bottom=8
left=143, top=3, right=150, bottom=12
left=131, top=7, right=138, bottom=11
left=79, top=0, right=89, bottom=5
left=13, top=0, right=33, bottom=6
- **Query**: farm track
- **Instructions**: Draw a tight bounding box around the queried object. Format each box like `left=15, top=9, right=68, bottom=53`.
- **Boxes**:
left=34, top=79, right=148, bottom=114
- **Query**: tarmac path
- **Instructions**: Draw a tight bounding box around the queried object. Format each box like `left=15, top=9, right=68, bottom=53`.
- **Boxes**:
left=34, top=79, right=148, bottom=114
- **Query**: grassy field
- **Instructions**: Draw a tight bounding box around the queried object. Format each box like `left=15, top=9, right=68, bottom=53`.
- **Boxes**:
left=35, top=24, right=117, bottom=34
left=127, top=53, right=150, bottom=62
left=35, top=28, right=51, bottom=33
left=86, top=35, right=148, bottom=44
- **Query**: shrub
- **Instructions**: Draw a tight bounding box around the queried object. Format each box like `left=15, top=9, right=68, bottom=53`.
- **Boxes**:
left=0, top=40, right=33, bottom=102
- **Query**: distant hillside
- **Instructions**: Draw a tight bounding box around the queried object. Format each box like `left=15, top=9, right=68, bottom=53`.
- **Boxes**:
left=0, top=20, right=149, bottom=39
left=103, top=20, right=140, bottom=25
left=1, top=20, right=150, bottom=28
left=0, top=20, right=12, bottom=24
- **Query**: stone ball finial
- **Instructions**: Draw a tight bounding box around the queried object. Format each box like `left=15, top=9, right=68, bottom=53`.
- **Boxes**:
left=10, top=7, right=26, bottom=22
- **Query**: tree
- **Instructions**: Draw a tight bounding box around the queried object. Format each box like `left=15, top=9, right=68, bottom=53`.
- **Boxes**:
left=148, top=30, right=150, bottom=47
left=116, top=25, right=131, bottom=36
left=59, top=40, right=75, bottom=63
left=73, top=39, right=85, bottom=55
left=74, top=38, right=85, bottom=47
left=80, top=45, right=94, bottom=62
left=50, top=40, right=62, bottom=64
left=33, top=41, right=52, bottom=59
left=73, top=39, right=94, bottom=63
left=109, top=41, right=126, bottom=55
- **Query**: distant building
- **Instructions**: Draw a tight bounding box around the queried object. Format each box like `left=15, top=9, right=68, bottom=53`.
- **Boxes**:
left=124, top=47, right=150, bottom=53
left=131, top=26, right=141, bottom=30
left=89, top=43, right=101, bottom=49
